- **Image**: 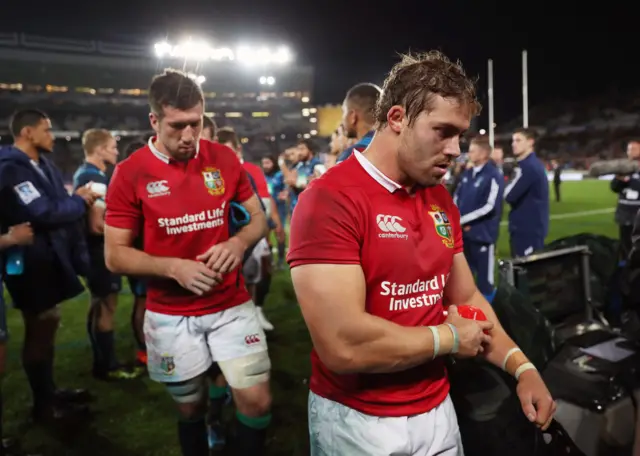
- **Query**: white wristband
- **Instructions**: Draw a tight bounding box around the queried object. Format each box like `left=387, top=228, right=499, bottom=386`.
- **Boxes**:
left=502, top=347, right=522, bottom=371
left=428, top=326, right=440, bottom=360
left=514, top=362, right=537, bottom=380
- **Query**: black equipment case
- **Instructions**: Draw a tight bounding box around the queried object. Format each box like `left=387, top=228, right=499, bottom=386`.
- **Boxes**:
left=499, top=245, right=640, bottom=456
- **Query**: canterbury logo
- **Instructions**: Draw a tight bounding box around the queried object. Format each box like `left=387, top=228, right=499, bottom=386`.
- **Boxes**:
left=146, top=180, right=170, bottom=196
left=245, top=334, right=261, bottom=345
left=376, top=214, right=407, bottom=233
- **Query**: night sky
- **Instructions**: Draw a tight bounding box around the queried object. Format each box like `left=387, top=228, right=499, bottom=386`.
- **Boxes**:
left=5, top=2, right=635, bottom=126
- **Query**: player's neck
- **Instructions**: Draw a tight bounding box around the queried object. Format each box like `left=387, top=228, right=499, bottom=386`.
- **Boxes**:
left=85, top=156, right=107, bottom=172
left=13, top=140, right=39, bottom=162
left=517, top=150, right=534, bottom=161
left=362, top=133, right=410, bottom=187
left=356, top=123, right=373, bottom=141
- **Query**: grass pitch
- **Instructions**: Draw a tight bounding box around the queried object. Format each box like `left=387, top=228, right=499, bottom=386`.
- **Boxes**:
left=2, top=179, right=619, bottom=455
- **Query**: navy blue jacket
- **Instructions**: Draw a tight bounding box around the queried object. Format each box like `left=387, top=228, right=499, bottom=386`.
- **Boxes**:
left=504, top=153, right=550, bottom=238
left=454, top=162, right=505, bottom=244
left=0, top=146, right=88, bottom=305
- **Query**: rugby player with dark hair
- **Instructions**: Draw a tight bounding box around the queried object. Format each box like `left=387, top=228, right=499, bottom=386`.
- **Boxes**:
left=0, top=109, right=95, bottom=426
left=105, top=69, right=272, bottom=456
left=336, top=82, right=382, bottom=163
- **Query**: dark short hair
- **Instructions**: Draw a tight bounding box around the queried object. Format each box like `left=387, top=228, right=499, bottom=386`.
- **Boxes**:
left=298, top=138, right=317, bottom=155
left=10, top=109, right=49, bottom=138
left=216, top=126, right=239, bottom=150
left=148, top=69, right=205, bottom=118
left=376, top=51, right=480, bottom=128
left=345, top=83, right=382, bottom=125
left=203, top=115, right=217, bottom=136
left=513, top=127, right=536, bottom=142
left=123, top=140, right=147, bottom=157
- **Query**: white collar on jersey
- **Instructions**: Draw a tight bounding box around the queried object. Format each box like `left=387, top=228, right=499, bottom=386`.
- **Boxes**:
left=353, top=149, right=402, bottom=193
left=148, top=136, right=200, bottom=164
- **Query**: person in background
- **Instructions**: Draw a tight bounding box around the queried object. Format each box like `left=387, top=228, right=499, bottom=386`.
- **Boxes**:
left=261, top=155, right=287, bottom=269
left=491, top=145, right=504, bottom=171
left=217, top=127, right=279, bottom=331
left=326, top=126, right=351, bottom=169
left=73, top=129, right=142, bottom=381
left=279, top=139, right=321, bottom=213
left=202, top=115, right=217, bottom=143
left=454, top=138, right=504, bottom=299
left=505, top=128, right=550, bottom=257
left=0, top=109, right=95, bottom=426
left=121, top=139, right=149, bottom=369
left=0, top=223, right=40, bottom=456
left=551, top=159, right=562, bottom=202
left=611, top=139, right=640, bottom=261
left=336, top=83, right=382, bottom=164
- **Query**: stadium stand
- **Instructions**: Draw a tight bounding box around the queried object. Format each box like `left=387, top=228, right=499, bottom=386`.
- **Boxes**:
left=494, top=91, right=640, bottom=169
left=0, top=33, right=320, bottom=174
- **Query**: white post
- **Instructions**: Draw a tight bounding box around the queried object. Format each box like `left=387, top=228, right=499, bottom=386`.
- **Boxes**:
left=522, top=50, right=529, bottom=128
left=488, top=58, right=495, bottom=148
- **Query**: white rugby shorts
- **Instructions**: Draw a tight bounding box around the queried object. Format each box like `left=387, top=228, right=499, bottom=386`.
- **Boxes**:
left=144, top=301, right=268, bottom=383
left=308, top=392, right=464, bottom=456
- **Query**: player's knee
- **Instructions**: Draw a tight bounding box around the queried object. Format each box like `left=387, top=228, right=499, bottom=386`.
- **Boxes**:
left=218, top=351, right=271, bottom=391
left=35, top=306, right=61, bottom=326
left=165, top=376, right=207, bottom=419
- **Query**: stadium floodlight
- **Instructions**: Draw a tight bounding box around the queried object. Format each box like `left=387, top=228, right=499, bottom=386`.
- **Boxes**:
left=154, top=39, right=292, bottom=65
left=259, top=76, right=276, bottom=85
left=187, top=72, right=206, bottom=84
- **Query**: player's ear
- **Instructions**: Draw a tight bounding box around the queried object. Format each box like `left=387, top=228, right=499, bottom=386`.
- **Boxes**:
left=149, top=112, right=160, bottom=134
left=387, top=106, right=405, bottom=134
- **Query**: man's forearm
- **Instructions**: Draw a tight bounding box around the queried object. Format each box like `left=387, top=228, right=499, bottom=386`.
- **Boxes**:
left=332, top=314, right=454, bottom=374
left=0, top=234, right=15, bottom=251
left=105, top=244, right=177, bottom=278
left=465, top=291, right=529, bottom=376
left=233, top=212, right=268, bottom=249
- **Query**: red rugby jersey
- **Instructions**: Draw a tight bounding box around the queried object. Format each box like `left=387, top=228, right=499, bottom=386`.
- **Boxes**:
left=242, top=161, right=271, bottom=199
left=105, top=138, right=253, bottom=316
left=287, top=150, right=463, bottom=417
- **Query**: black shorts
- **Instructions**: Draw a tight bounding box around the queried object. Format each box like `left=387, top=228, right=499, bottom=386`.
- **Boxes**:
left=86, top=245, right=121, bottom=298
left=127, top=276, right=147, bottom=298
left=0, top=292, right=8, bottom=343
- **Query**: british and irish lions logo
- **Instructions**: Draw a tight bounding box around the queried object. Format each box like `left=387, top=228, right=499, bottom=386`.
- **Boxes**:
left=428, top=204, right=454, bottom=249
left=202, top=167, right=225, bottom=196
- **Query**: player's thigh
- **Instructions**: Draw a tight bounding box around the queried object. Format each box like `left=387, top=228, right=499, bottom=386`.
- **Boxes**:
left=409, top=395, right=464, bottom=456
left=308, top=392, right=410, bottom=456
left=144, top=311, right=211, bottom=383
left=208, top=302, right=270, bottom=389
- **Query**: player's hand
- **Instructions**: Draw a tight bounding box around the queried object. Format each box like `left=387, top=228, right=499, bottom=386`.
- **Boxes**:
left=444, top=305, right=493, bottom=358
left=277, top=190, right=288, bottom=201
left=7, top=223, right=34, bottom=246
left=75, top=185, right=100, bottom=206
left=197, top=237, right=246, bottom=274
left=516, top=368, right=556, bottom=431
left=275, top=225, right=285, bottom=239
left=169, top=259, right=223, bottom=295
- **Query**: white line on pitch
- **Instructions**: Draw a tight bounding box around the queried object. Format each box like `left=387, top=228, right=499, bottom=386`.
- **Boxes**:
left=500, top=207, right=615, bottom=226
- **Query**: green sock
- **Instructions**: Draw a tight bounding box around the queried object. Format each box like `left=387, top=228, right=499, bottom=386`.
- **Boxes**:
left=235, top=411, right=271, bottom=430
left=209, top=385, right=227, bottom=399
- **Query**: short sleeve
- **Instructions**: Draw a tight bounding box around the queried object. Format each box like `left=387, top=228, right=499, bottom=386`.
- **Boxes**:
left=105, top=163, right=142, bottom=233
left=234, top=167, right=255, bottom=203
left=449, top=201, right=464, bottom=254
left=287, top=184, right=362, bottom=268
left=74, top=170, right=107, bottom=190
